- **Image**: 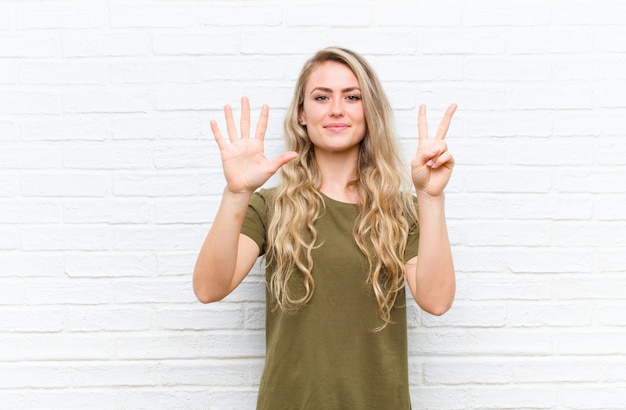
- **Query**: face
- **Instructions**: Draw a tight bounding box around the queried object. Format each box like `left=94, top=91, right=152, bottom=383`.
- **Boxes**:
left=299, top=61, right=366, bottom=157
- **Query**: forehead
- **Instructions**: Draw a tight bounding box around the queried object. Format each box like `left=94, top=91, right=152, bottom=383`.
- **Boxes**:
left=305, top=61, right=360, bottom=91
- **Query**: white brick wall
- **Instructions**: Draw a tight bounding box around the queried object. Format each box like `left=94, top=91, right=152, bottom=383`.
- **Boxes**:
left=1, top=0, right=625, bottom=408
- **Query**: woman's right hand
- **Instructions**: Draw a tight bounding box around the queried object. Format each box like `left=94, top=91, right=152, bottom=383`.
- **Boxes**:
left=211, top=97, right=298, bottom=194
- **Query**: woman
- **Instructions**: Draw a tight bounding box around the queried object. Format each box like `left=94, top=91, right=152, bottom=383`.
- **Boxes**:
left=193, top=47, right=456, bottom=409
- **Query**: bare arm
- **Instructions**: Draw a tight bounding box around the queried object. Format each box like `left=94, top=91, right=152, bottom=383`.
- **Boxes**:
left=193, top=97, right=297, bottom=303
left=405, top=104, right=457, bottom=315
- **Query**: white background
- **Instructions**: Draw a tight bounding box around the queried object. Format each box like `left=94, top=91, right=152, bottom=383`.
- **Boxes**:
left=1, top=0, right=626, bottom=409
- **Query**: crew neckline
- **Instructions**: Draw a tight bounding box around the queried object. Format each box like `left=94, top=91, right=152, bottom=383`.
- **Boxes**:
left=319, top=191, right=359, bottom=207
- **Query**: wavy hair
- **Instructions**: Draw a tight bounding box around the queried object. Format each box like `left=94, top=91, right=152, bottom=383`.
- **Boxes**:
left=266, top=47, right=417, bottom=328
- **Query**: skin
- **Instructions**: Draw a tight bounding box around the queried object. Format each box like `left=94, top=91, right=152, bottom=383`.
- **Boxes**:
left=193, top=62, right=456, bottom=316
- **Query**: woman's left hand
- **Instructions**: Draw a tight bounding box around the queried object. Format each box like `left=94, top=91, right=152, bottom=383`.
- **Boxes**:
left=411, top=103, right=457, bottom=197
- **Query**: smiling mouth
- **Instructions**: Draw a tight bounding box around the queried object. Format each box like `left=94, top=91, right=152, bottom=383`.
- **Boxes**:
left=324, top=124, right=350, bottom=132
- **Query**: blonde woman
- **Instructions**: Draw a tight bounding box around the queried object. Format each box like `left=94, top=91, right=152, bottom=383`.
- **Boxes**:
left=193, top=47, right=456, bottom=409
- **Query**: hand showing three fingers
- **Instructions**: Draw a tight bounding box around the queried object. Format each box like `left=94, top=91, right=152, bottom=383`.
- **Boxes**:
left=411, top=104, right=457, bottom=197
left=211, top=97, right=298, bottom=194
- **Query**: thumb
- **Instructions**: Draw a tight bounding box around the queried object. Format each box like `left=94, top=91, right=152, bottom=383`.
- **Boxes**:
left=269, top=151, right=298, bottom=172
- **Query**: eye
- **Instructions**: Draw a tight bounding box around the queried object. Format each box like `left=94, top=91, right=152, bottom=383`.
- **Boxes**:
left=347, top=94, right=361, bottom=101
left=314, top=95, right=328, bottom=101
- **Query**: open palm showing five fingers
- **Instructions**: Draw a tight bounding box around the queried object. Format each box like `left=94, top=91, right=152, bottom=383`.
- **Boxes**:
left=211, top=97, right=297, bottom=194
left=411, top=104, right=457, bottom=197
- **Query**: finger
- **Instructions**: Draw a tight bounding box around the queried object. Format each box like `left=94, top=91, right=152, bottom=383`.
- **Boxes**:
left=428, top=150, right=454, bottom=169
left=224, top=104, right=238, bottom=143
left=240, top=97, right=250, bottom=139
left=421, top=140, right=447, bottom=164
left=418, top=104, right=428, bottom=141
left=269, top=151, right=298, bottom=172
left=210, top=119, right=227, bottom=150
left=434, top=103, right=458, bottom=141
left=254, top=104, right=270, bottom=142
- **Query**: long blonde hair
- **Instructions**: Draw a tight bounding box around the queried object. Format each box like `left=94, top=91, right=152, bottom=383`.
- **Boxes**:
left=266, top=47, right=417, bottom=328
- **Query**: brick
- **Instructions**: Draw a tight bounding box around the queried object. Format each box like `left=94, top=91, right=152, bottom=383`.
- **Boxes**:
left=0, top=307, right=64, bottom=332
left=64, top=305, right=153, bottom=332
left=507, top=194, right=593, bottom=221
left=464, top=1, right=550, bottom=26
left=0, top=142, right=63, bottom=169
left=0, top=333, right=114, bottom=361
left=70, top=362, right=159, bottom=387
left=284, top=3, right=370, bottom=27
left=25, top=279, right=113, bottom=305
left=62, top=87, right=151, bottom=114
left=466, top=386, right=557, bottom=408
left=202, top=331, right=266, bottom=358
left=420, top=28, right=505, bottom=55
left=20, top=60, right=108, bottom=84
left=110, top=4, right=196, bottom=28
left=160, top=358, right=263, bottom=386
left=111, top=279, right=195, bottom=304
left=156, top=304, right=244, bottom=331
left=0, top=175, right=18, bottom=197
left=376, top=56, right=464, bottom=82
left=20, top=226, right=112, bottom=251
left=0, top=228, right=17, bottom=250
left=64, top=252, right=156, bottom=278
left=156, top=252, right=197, bottom=276
left=374, top=1, right=462, bottom=27
left=111, top=57, right=198, bottom=84
left=16, top=3, right=106, bottom=29
left=507, top=302, right=593, bottom=327
left=0, top=120, right=17, bottom=141
left=115, top=333, right=204, bottom=359
left=509, top=27, right=594, bottom=54
left=20, top=173, right=110, bottom=197
left=154, top=198, right=220, bottom=224
left=509, top=86, right=593, bottom=110
left=330, top=30, right=418, bottom=55
left=422, top=302, right=507, bottom=328
left=553, top=0, right=626, bottom=25
left=0, top=252, right=64, bottom=277
left=63, top=199, right=151, bottom=224
left=153, top=30, right=240, bottom=55
left=64, top=141, right=154, bottom=170
left=466, top=167, right=552, bottom=193
left=0, top=199, right=61, bottom=223
left=422, top=358, right=513, bottom=385
left=112, top=115, right=204, bottom=141
left=0, top=363, right=70, bottom=388
left=154, top=142, right=215, bottom=169
left=507, top=248, right=593, bottom=274
left=0, top=33, right=59, bottom=57
left=469, top=274, right=551, bottom=301
left=241, top=30, right=328, bottom=54
left=112, top=173, right=198, bottom=197
left=198, top=4, right=283, bottom=27
left=19, top=117, right=110, bottom=141
left=0, top=91, right=60, bottom=114
left=463, top=220, right=550, bottom=247
left=0, top=59, right=18, bottom=84
left=61, top=30, right=151, bottom=57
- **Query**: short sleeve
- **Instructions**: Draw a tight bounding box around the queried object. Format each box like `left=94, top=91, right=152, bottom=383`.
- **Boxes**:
left=403, top=196, right=420, bottom=262
left=241, top=188, right=273, bottom=256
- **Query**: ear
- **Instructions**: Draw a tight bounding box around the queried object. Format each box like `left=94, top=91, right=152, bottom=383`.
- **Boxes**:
left=298, top=109, right=306, bottom=126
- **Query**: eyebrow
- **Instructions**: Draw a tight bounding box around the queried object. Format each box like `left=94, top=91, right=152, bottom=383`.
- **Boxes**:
left=309, top=86, right=361, bottom=95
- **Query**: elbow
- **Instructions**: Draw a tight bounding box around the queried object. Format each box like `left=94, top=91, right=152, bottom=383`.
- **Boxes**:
left=193, top=276, right=229, bottom=304
left=422, top=300, right=453, bottom=316
left=194, top=287, right=226, bottom=304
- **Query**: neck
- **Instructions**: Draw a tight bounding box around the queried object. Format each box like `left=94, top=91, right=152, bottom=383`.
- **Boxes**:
left=315, top=150, right=360, bottom=203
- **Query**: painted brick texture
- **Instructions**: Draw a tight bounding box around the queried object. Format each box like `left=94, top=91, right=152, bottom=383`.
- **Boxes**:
left=1, top=1, right=625, bottom=409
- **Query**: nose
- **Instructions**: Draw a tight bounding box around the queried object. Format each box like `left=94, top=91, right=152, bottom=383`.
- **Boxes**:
left=329, top=98, right=344, bottom=117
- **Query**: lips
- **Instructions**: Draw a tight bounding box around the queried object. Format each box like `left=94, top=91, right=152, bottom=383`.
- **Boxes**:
left=324, top=123, right=350, bottom=132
